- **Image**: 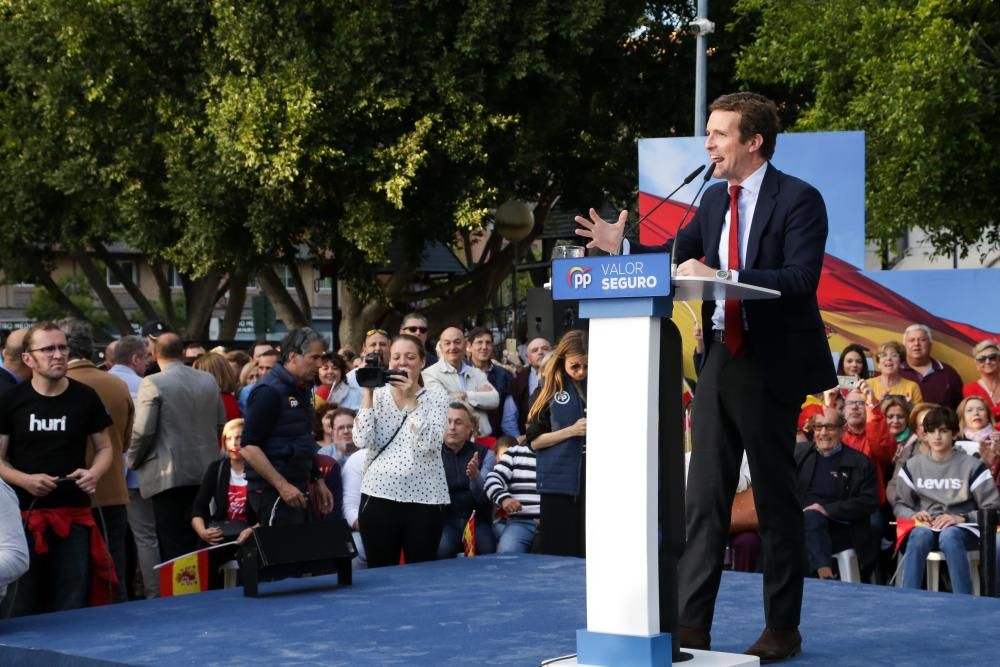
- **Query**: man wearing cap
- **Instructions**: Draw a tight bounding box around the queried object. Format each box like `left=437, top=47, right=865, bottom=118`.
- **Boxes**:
left=240, top=328, right=334, bottom=525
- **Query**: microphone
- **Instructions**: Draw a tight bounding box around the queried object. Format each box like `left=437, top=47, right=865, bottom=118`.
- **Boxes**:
left=670, top=163, right=716, bottom=276
left=616, top=164, right=705, bottom=255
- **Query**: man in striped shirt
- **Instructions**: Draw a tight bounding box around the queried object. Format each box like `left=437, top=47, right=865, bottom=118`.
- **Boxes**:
left=485, top=436, right=540, bottom=553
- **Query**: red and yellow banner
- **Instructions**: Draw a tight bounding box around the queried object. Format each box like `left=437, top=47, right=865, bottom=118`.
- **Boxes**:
left=156, top=549, right=211, bottom=597
left=463, top=510, right=477, bottom=557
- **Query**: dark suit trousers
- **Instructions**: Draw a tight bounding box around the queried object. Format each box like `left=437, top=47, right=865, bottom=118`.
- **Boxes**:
left=678, top=342, right=804, bottom=630
left=151, top=485, right=200, bottom=562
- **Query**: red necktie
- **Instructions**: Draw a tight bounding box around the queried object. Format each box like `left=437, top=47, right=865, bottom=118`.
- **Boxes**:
left=725, top=185, right=744, bottom=356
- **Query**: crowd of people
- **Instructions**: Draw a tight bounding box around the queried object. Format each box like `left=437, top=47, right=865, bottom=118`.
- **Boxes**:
left=0, top=313, right=998, bottom=619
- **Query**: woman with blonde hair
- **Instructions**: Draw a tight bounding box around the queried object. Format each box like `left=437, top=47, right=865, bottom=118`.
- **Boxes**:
left=525, top=329, right=588, bottom=557
left=962, top=339, right=1000, bottom=422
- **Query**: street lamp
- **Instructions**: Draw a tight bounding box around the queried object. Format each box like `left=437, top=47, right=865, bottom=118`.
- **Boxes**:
left=690, top=5, right=715, bottom=137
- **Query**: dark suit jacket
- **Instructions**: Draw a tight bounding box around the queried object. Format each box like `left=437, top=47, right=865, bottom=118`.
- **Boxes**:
left=643, top=163, right=836, bottom=401
left=795, top=441, right=879, bottom=566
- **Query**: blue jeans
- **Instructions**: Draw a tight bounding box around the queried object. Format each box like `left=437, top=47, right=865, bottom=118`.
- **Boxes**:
left=493, top=518, right=538, bottom=554
left=902, top=525, right=978, bottom=594
left=2, top=523, right=90, bottom=616
left=438, top=517, right=496, bottom=558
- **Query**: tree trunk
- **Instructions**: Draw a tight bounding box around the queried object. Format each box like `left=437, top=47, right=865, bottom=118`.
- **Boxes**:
left=421, top=199, right=551, bottom=328
left=148, top=260, right=179, bottom=329
left=220, top=272, right=248, bottom=340
left=338, top=286, right=364, bottom=352
left=182, top=272, right=223, bottom=339
left=32, top=270, right=111, bottom=337
left=285, top=259, right=312, bottom=323
left=92, top=242, right=160, bottom=322
left=257, top=266, right=309, bottom=330
left=71, top=251, right=135, bottom=335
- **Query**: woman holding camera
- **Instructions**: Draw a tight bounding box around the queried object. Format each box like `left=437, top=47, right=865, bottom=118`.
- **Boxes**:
left=354, top=334, right=450, bottom=568
left=526, top=329, right=588, bottom=557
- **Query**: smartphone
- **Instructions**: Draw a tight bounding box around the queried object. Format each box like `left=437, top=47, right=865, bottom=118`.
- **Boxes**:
left=837, top=375, right=858, bottom=390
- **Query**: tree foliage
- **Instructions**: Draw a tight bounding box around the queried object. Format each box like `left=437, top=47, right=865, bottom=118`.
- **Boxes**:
left=1, top=1, right=710, bottom=342
left=733, top=0, right=1000, bottom=260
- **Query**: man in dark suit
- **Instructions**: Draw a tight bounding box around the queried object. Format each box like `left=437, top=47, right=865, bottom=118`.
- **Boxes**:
left=576, top=92, right=836, bottom=662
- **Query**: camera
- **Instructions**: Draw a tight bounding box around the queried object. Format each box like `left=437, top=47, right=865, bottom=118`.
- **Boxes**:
left=837, top=375, right=858, bottom=390
left=689, top=18, right=715, bottom=36
left=355, top=352, right=408, bottom=388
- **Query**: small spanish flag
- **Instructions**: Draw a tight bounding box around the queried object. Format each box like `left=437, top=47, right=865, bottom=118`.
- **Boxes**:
left=894, top=517, right=930, bottom=553
left=462, top=510, right=477, bottom=557
left=156, top=549, right=212, bottom=597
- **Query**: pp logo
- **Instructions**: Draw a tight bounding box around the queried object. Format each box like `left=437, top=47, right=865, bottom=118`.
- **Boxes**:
left=567, top=266, right=592, bottom=289
left=553, top=391, right=571, bottom=405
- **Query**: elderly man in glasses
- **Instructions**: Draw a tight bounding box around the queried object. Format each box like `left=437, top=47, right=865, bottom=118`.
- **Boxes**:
left=795, top=407, right=879, bottom=579
left=824, top=379, right=895, bottom=579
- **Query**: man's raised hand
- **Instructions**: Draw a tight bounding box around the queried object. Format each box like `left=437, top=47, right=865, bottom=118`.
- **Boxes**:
left=574, top=208, right=627, bottom=254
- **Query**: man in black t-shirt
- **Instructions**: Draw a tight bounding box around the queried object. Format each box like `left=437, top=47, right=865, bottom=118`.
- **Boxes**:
left=0, top=322, right=114, bottom=616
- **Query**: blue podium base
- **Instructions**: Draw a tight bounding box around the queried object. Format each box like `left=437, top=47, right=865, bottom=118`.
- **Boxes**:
left=576, top=628, right=672, bottom=666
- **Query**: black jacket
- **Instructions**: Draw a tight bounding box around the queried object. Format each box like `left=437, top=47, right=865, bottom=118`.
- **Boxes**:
left=795, top=441, right=879, bottom=566
left=651, top=164, right=838, bottom=401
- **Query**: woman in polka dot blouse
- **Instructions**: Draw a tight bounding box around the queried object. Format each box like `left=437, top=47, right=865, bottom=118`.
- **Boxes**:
left=354, top=334, right=450, bottom=567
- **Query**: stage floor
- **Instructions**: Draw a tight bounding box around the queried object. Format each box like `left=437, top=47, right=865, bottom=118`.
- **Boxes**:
left=0, top=554, right=998, bottom=666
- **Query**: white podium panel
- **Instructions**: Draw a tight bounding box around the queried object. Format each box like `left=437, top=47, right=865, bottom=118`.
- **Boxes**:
left=585, top=316, right=661, bottom=636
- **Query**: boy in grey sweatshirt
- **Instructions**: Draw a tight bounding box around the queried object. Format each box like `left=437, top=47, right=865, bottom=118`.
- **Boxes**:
left=895, top=406, right=1000, bottom=593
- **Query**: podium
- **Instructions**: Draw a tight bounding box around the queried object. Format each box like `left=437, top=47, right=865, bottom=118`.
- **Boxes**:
left=546, top=253, right=777, bottom=667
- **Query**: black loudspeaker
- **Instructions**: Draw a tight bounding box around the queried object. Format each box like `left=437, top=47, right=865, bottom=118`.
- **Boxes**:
left=525, top=287, right=583, bottom=344
left=239, top=519, right=357, bottom=597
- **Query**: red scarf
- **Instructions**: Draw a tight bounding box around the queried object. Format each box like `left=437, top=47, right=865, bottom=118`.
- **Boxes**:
left=22, top=507, right=119, bottom=606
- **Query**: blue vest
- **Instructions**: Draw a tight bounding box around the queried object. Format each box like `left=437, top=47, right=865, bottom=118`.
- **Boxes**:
left=441, top=441, right=493, bottom=522
left=246, top=362, right=316, bottom=492
left=534, top=379, right=585, bottom=496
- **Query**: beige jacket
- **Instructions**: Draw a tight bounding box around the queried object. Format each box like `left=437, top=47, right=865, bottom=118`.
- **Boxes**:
left=421, top=360, right=499, bottom=436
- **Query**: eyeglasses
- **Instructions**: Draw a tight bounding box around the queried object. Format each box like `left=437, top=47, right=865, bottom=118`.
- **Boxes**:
left=365, top=329, right=388, bottom=338
left=975, top=353, right=999, bottom=363
left=813, top=423, right=841, bottom=431
left=402, top=326, right=428, bottom=334
left=29, top=344, right=69, bottom=357
left=879, top=353, right=900, bottom=361
left=844, top=400, right=866, bottom=407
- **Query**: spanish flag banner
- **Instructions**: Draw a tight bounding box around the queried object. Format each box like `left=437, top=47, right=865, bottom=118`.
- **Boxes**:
left=155, top=542, right=236, bottom=596
left=637, top=192, right=998, bottom=384
left=894, top=517, right=930, bottom=553
left=463, top=510, right=477, bottom=557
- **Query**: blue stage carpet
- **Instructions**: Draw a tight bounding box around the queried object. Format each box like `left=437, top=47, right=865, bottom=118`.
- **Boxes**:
left=0, top=554, right=998, bottom=666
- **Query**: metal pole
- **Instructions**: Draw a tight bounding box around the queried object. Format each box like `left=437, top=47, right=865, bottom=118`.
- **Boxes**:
left=693, top=1, right=712, bottom=136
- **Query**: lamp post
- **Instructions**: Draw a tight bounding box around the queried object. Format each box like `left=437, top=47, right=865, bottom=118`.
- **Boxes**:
left=690, top=4, right=715, bottom=137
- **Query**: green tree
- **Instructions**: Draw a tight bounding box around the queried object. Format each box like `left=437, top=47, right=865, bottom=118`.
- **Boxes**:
left=1, top=2, right=714, bottom=344
left=733, top=0, right=1000, bottom=260
left=24, top=274, right=110, bottom=331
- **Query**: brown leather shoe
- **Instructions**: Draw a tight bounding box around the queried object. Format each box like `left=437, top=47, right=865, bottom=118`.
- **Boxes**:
left=678, top=625, right=711, bottom=651
left=743, top=627, right=802, bottom=664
